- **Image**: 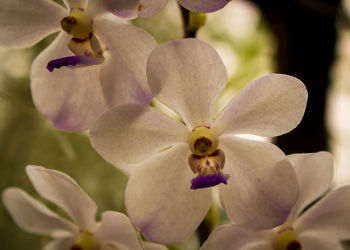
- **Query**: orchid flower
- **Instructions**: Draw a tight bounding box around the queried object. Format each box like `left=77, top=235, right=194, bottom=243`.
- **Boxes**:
left=132, top=0, right=231, bottom=17
left=177, top=0, right=231, bottom=13
left=200, top=151, right=350, bottom=250
left=2, top=165, right=166, bottom=250
left=0, top=0, right=157, bottom=131
left=90, top=38, right=308, bottom=243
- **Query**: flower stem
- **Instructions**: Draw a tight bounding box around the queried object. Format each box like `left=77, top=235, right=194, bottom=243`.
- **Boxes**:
left=179, top=5, right=196, bottom=38
left=198, top=205, right=219, bottom=245
left=197, top=217, right=212, bottom=245
left=180, top=5, right=207, bottom=38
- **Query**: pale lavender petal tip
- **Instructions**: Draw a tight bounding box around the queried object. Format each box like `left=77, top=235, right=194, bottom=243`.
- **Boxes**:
left=46, top=56, right=103, bottom=72
left=113, top=10, right=137, bottom=19
left=191, top=174, right=229, bottom=190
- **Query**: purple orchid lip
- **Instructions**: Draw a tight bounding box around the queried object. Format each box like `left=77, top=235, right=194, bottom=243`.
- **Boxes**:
left=46, top=56, right=103, bottom=72
left=191, top=174, right=229, bottom=190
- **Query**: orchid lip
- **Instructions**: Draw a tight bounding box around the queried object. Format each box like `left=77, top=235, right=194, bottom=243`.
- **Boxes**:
left=46, top=56, right=104, bottom=72
left=191, top=174, right=229, bottom=190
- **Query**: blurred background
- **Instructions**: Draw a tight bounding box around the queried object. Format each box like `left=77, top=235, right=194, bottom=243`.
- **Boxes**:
left=1, top=0, right=349, bottom=249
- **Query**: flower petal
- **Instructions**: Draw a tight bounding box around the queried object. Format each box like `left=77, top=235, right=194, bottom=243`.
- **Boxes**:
left=2, top=187, right=77, bottom=236
left=212, top=74, right=308, bottom=137
left=200, top=225, right=273, bottom=250
left=30, top=32, right=108, bottom=131
left=125, top=144, right=212, bottom=244
left=63, top=0, right=87, bottom=9
left=87, top=0, right=139, bottom=17
left=47, top=56, right=104, bottom=72
left=0, top=0, right=67, bottom=47
left=137, top=0, right=168, bottom=17
left=295, top=185, right=350, bottom=240
left=94, top=17, right=156, bottom=106
left=147, top=38, right=227, bottom=129
left=178, top=0, right=230, bottom=13
left=26, top=165, right=97, bottom=231
left=90, top=104, right=189, bottom=174
left=285, top=152, right=334, bottom=224
left=241, top=243, right=273, bottom=250
left=44, top=237, right=76, bottom=250
left=218, top=136, right=298, bottom=229
left=96, top=211, right=143, bottom=250
left=143, top=242, right=169, bottom=250
left=101, top=243, right=130, bottom=250
left=298, top=233, right=343, bottom=250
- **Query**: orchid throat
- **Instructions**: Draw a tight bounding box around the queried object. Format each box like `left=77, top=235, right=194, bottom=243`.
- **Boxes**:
left=47, top=8, right=103, bottom=72
left=189, top=126, right=229, bottom=190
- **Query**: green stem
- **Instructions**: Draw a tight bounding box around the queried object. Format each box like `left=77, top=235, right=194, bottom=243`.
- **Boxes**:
left=197, top=217, right=212, bottom=245
left=198, top=205, right=219, bottom=245
left=179, top=5, right=197, bottom=38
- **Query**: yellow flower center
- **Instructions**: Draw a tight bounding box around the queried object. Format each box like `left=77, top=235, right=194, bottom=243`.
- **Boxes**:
left=61, top=8, right=92, bottom=40
left=71, top=231, right=99, bottom=250
left=60, top=8, right=103, bottom=59
left=189, top=126, right=218, bottom=156
left=273, top=228, right=301, bottom=250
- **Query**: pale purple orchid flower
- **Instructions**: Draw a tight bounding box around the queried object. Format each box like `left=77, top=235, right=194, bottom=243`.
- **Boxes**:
left=0, top=0, right=157, bottom=131
left=176, top=0, right=231, bottom=13
left=90, top=39, right=308, bottom=244
left=2, top=165, right=166, bottom=250
left=201, top=151, right=350, bottom=250
left=130, top=0, right=231, bottom=17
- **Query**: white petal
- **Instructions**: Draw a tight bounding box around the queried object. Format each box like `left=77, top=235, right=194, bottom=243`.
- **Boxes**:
left=212, top=74, right=308, bottom=137
left=90, top=104, right=189, bottom=174
left=298, top=233, right=343, bottom=250
left=87, top=0, right=139, bottom=17
left=2, top=187, right=77, bottom=236
left=125, top=144, right=212, bottom=244
left=200, top=225, right=273, bottom=250
left=94, top=17, right=156, bottom=106
left=63, top=0, right=87, bottom=9
left=285, top=152, right=334, bottom=224
left=101, top=242, right=130, bottom=250
left=241, top=243, right=273, bottom=250
left=178, top=0, right=231, bottom=13
left=0, top=0, right=67, bottom=47
left=30, top=32, right=108, bottom=131
left=147, top=38, right=227, bottom=129
left=218, top=136, right=298, bottom=229
left=295, top=185, right=350, bottom=240
left=96, top=211, right=143, bottom=250
left=26, top=165, right=97, bottom=231
left=143, top=242, right=168, bottom=250
left=138, top=0, right=168, bottom=17
left=44, top=237, right=76, bottom=250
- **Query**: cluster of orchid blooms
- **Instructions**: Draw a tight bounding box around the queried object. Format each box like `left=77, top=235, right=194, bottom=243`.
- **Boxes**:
left=1, top=0, right=350, bottom=249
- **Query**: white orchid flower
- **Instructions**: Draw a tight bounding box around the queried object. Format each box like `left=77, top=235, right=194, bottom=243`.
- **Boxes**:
left=201, top=151, right=350, bottom=250
left=0, top=0, right=157, bottom=131
left=90, top=38, right=308, bottom=244
left=2, top=165, right=166, bottom=250
left=131, top=0, right=231, bottom=17
left=178, top=0, right=231, bottom=13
